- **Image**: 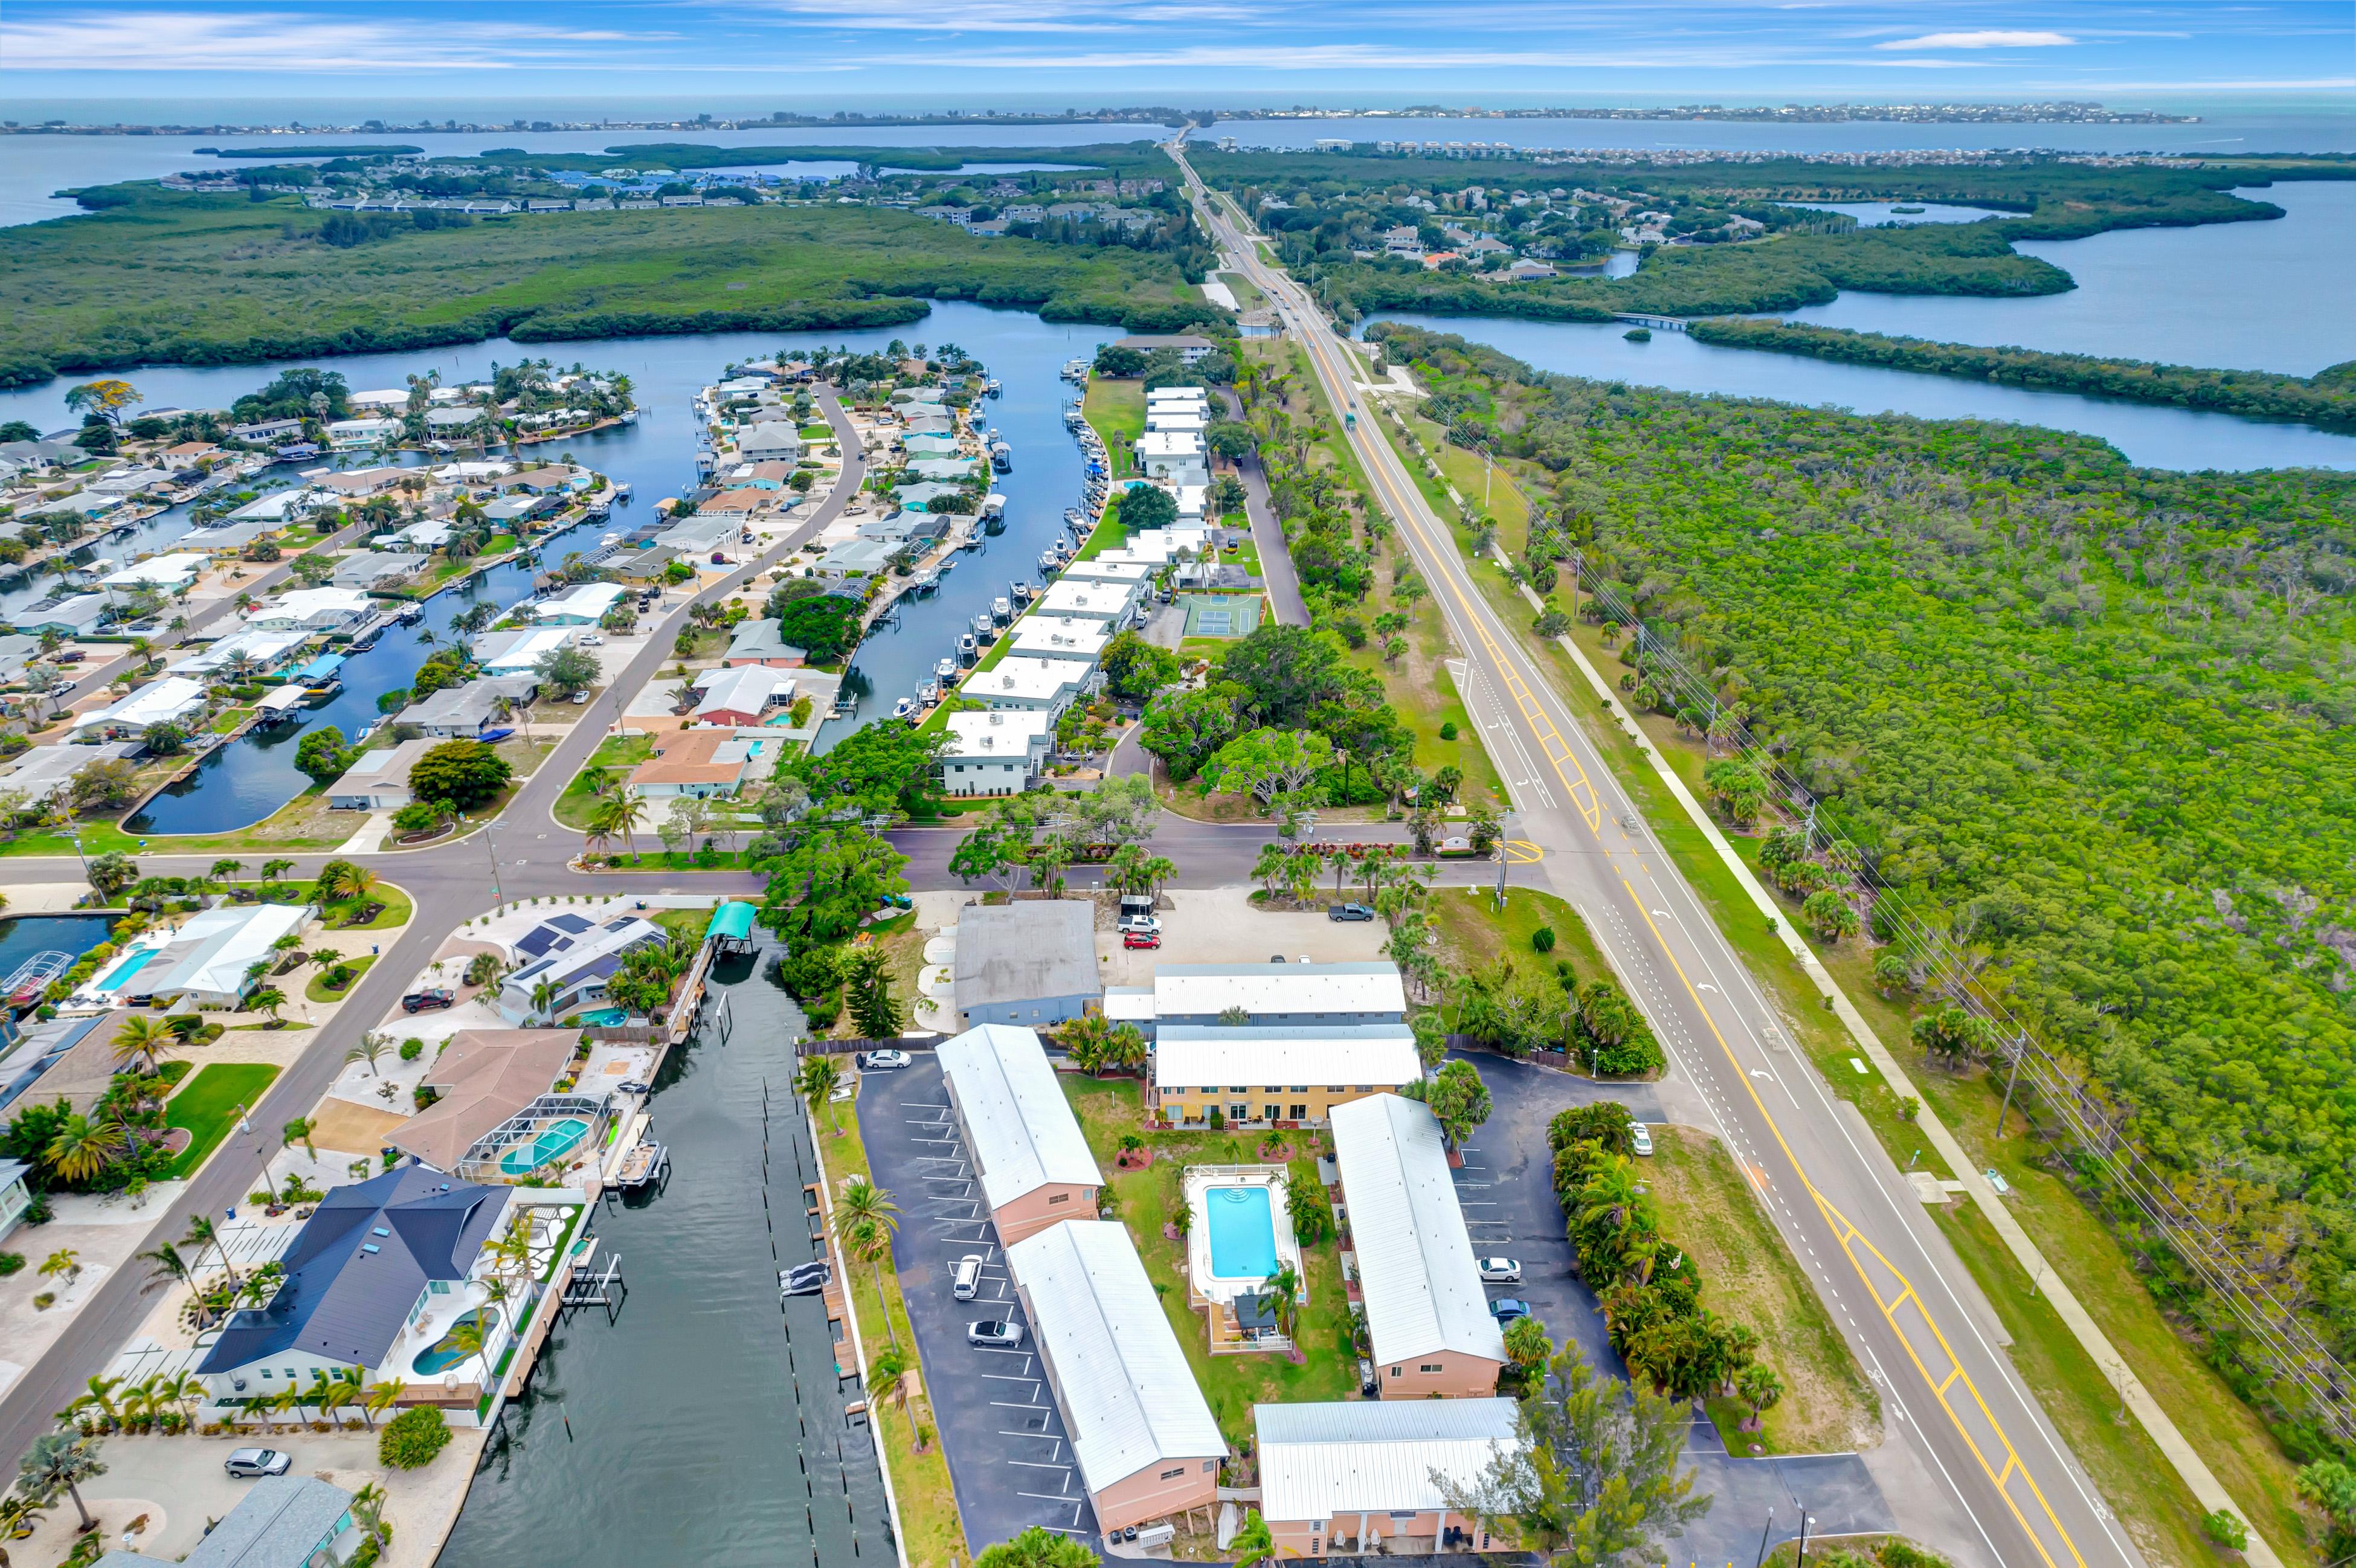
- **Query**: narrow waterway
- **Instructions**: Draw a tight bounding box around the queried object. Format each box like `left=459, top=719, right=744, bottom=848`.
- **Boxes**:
left=1359, top=312, right=2356, bottom=472
left=0, top=302, right=1115, bottom=827
left=437, top=938, right=893, bottom=1568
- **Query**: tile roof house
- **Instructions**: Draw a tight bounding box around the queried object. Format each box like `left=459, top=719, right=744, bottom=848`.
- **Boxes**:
left=390, top=1030, right=577, bottom=1171
left=625, top=727, right=770, bottom=799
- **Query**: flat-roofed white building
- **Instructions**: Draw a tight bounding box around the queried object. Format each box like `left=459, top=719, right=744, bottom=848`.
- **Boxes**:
left=101, top=553, right=208, bottom=591
left=472, top=625, right=573, bottom=675
left=1033, top=579, right=1139, bottom=623
left=1150, top=962, right=1407, bottom=1032
left=941, top=708, right=1053, bottom=796
left=1254, top=1398, right=1524, bottom=1557
left=1331, top=1093, right=1505, bottom=1398
left=961, top=655, right=1086, bottom=715
left=69, top=901, right=316, bottom=1010
left=1135, top=431, right=1208, bottom=487
left=531, top=583, right=625, bottom=625
left=246, top=588, right=373, bottom=631
left=1150, top=1024, right=1421, bottom=1128
left=1058, top=559, right=1155, bottom=593
left=1008, top=616, right=1110, bottom=664
left=168, top=628, right=312, bottom=678
left=1005, top=1219, right=1225, bottom=1532
left=936, top=1023, right=1101, bottom=1244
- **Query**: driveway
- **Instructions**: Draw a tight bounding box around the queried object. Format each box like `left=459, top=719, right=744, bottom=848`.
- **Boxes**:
left=1218, top=387, right=1308, bottom=627
left=857, top=1059, right=1099, bottom=1549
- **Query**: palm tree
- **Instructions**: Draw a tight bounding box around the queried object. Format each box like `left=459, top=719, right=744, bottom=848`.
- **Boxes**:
left=359, top=1379, right=405, bottom=1430
left=343, top=867, right=378, bottom=905
left=207, top=858, right=245, bottom=887
left=109, top=1014, right=171, bottom=1076
left=260, top=858, right=295, bottom=883
left=344, top=1037, right=389, bottom=1078
left=137, top=1241, right=202, bottom=1322
left=1259, top=1262, right=1302, bottom=1342
left=832, top=1177, right=901, bottom=1347
left=16, top=1433, right=106, bottom=1532
left=271, top=1384, right=309, bottom=1431
left=156, top=1371, right=204, bottom=1430
left=1250, top=840, right=1292, bottom=899
left=1229, top=1509, right=1275, bottom=1568
left=248, top=986, right=288, bottom=1026
left=591, top=794, right=647, bottom=858
left=530, top=978, right=561, bottom=1023
left=464, top=951, right=505, bottom=991
left=61, top=1374, right=120, bottom=1432
left=45, top=1116, right=121, bottom=1184
left=796, top=1055, right=843, bottom=1134
left=182, top=1214, right=240, bottom=1290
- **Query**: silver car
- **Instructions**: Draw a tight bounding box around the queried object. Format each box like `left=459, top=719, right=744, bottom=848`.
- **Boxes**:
left=1476, top=1258, right=1522, bottom=1284
left=224, top=1448, right=291, bottom=1479
left=1630, top=1122, right=1655, bottom=1157
left=967, top=1319, right=1025, bottom=1349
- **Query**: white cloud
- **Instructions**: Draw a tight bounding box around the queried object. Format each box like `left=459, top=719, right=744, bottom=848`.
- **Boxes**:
left=0, top=9, right=658, bottom=71
left=1874, top=29, right=2075, bottom=51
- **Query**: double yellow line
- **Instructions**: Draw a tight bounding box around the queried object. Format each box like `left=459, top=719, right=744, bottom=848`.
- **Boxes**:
left=1259, top=245, right=2087, bottom=1568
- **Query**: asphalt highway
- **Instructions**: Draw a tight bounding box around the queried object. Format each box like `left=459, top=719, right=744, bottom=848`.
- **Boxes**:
left=1169, top=145, right=2143, bottom=1568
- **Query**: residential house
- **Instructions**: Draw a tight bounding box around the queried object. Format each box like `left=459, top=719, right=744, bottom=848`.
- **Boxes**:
left=626, top=727, right=771, bottom=800
left=0, top=742, right=134, bottom=810
left=1252, top=1399, right=1523, bottom=1557
left=698, top=487, right=777, bottom=525
left=952, top=904, right=1099, bottom=1029
left=167, top=628, right=312, bottom=680
left=0, top=1158, right=32, bottom=1244
left=191, top=1166, right=515, bottom=1406
left=67, top=676, right=208, bottom=741
left=1331, top=1094, right=1507, bottom=1398
left=94, top=1474, right=365, bottom=1568
left=326, top=737, right=438, bottom=810
left=936, top=1023, right=1101, bottom=1241
left=333, top=552, right=430, bottom=591
left=960, top=655, right=1084, bottom=715
left=1149, top=962, right=1407, bottom=1032
left=1115, top=334, right=1217, bottom=364
left=1135, top=432, right=1209, bottom=488
left=1005, top=1220, right=1225, bottom=1534
left=309, top=466, right=408, bottom=498
left=425, top=406, right=485, bottom=435
left=530, top=583, right=625, bottom=625
left=1148, top=1024, right=1423, bottom=1128
left=380, top=520, right=455, bottom=550
left=506, top=465, right=589, bottom=495
left=100, top=553, right=208, bottom=593
left=1058, top=559, right=1155, bottom=594
left=1008, top=616, right=1110, bottom=664
left=390, top=1029, right=576, bottom=1173
left=73, top=902, right=317, bottom=1010
left=324, top=418, right=401, bottom=450
left=939, top=708, right=1052, bottom=797
left=738, top=422, right=805, bottom=463
left=471, top=626, right=571, bottom=676
left=246, top=588, right=373, bottom=631
left=689, top=665, right=796, bottom=726
left=496, top=912, right=668, bottom=1024
left=816, top=537, right=898, bottom=584
left=722, top=618, right=805, bottom=669
left=228, top=418, right=305, bottom=444
left=399, top=674, right=537, bottom=739
left=1032, top=578, right=1139, bottom=624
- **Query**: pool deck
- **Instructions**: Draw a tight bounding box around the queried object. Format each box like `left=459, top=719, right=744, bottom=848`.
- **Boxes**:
left=1181, top=1162, right=1305, bottom=1310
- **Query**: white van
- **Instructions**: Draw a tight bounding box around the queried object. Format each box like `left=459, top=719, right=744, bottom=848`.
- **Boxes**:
left=951, top=1255, right=984, bottom=1302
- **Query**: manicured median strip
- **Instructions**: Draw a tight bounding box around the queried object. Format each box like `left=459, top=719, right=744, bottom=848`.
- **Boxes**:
left=166, top=1061, right=283, bottom=1178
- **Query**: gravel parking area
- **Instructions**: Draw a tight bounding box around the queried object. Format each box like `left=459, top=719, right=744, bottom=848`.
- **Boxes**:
left=857, top=1058, right=1099, bottom=1549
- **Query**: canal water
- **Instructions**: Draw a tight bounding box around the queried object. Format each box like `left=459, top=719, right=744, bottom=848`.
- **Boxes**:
left=436, top=936, right=895, bottom=1568
left=0, top=913, right=120, bottom=983
left=0, top=301, right=1115, bottom=828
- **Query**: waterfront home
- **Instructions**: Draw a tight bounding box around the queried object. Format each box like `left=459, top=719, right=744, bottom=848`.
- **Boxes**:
left=425, top=406, right=484, bottom=435
left=495, top=911, right=668, bottom=1024
left=169, top=628, right=314, bottom=680
left=0, top=633, right=40, bottom=686
left=721, top=617, right=805, bottom=669
left=936, top=1023, right=1101, bottom=1241
left=1252, top=1399, right=1523, bottom=1557
left=94, top=1474, right=365, bottom=1568
left=0, top=741, right=135, bottom=810
left=391, top=1029, right=578, bottom=1174
left=530, top=583, right=625, bottom=625
left=326, top=417, right=402, bottom=450
left=326, top=737, right=439, bottom=810
left=1149, top=1024, right=1421, bottom=1128
left=13, top=593, right=112, bottom=638
left=1005, top=1220, right=1224, bottom=1534
left=904, top=457, right=977, bottom=483
left=399, top=674, right=538, bottom=739
left=1116, top=333, right=1217, bottom=364
left=817, top=537, right=899, bottom=585
left=69, top=901, right=317, bottom=1011
left=1331, top=1094, right=1507, bottom=1398
left=626, top=727, right=771, bottom=800
left=960, top=655, right=1086, bottom=716
left=690, top=664, right=796, bottom=726
left=1008, top=615, right=1110, bottom=664
left=308, top=465, right=409, bottom=498
left=380, top=519, right=455, bottom=549
left=1058, top=559, right=1156, bottom=593
left=506, top=464, right=591, bottom=495
left=660, top=510, right=745, bottom=555
left=89, top=466, right=175, bottom=496
left=941, top=708, right=1053, bottom=797
left=332, top=551, right=430, bottom=591
left=1150, top=962, right=1406, bottom=1030
left=902, top=434, right=960, bottom=460
left=68, top=676, right=209, bottom=741
left=193, top=1166, right=515, bottom=1407
left=246, top=588, right=373, bottom=632
left=472, top=625, right=572, bottom=675
left=952, top=903, right=1099, bottom=1029
left=228, top=418, right=304, bottom=444
left=738, top=421, right=805, bottom=463
left=0, top=1158, right=31, bottom=1243
left=1135, top=432, right=1209, bottom=488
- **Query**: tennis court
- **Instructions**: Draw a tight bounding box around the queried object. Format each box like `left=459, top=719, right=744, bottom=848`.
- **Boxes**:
left=1181, top=594, right=1264, bottom=638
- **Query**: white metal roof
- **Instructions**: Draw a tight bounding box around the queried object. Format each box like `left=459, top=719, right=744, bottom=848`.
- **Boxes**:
left=1058, top=560, right=1154, bottom=587
left=1153, top=1026, right=1421, bottom=1094
left=143, top=902, right=317, bottom=1003
left=1255, top=1398, right=1522, bottom=1523
left=1009, top=617, right=1109, bottom=661
left=1152, top=963, right=1406, bottom=1020
left=943, top=708, right=1052, bottom=761
left=1102, top=987, right=1155, bottom=1021
left=71, top=676, right=208, bottom=733
left=1034, top=579, right=1136, bottom=619
left=962, top=656, right=1084, bottom=703
left=1330, top=1094, right=1507, bottom=1367
left=936, top=1024, right=1101, bottom=1209
left=1006, top=1219, right=1225, bottom=1494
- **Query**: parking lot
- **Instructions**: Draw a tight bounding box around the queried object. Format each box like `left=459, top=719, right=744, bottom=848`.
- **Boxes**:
left=856, top=1058, right=1100, bottom=1549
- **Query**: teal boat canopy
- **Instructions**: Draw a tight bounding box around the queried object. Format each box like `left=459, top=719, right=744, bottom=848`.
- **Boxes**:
left=707, top=901, right=756, bottom=942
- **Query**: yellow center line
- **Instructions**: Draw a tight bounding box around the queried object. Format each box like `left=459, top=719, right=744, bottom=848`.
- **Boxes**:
left=1238, top=243, right=2091, bottom=1568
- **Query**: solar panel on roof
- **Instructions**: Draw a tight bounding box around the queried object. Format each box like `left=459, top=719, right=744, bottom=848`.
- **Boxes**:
left=550, top=913, right=593, bottom=934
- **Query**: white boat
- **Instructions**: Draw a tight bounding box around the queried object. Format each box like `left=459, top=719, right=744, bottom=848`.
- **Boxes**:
left=991, top=596, right=1012, bottom=626
left=614, top=481, right=633, bottom=499
left=958, top=632, right=978, bottom=663
left=990, top=440, right=1012, bottom=474
left=934, top=657, right=957, bottom=680
left=1011, top=580, right=1033, bottom=603
left=1038, top=550, right=1062, bottom=574
left=916, top=678, right=941, bottom=704
left=890, top=696, right=915, bottom=722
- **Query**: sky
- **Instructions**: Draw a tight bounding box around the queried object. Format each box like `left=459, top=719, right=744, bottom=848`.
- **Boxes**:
left=1, top=0, right=2351, bottom=118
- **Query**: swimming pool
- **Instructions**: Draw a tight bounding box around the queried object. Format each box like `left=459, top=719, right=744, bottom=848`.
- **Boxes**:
left=1203, top=1185, right=1278, bottom=1280
left=96, top=947, right=161, bottom=992
left=413, top=1305, right=501, bottom=1375
left=498, top=1117, right=590, bottom=1177
left=575, top=1007, right=629, bottom=1027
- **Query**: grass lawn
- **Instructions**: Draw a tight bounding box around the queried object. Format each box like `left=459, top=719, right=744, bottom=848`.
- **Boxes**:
left=553, top=734, right=655, bottom=830
left=303, top=953, right=377, bottom=1003
left=1070, top=496, right=1127, bottom=562
left=1083, top=376, right=1145, bottom=477
left=1061, top=1077, right=1359, bottom=1447
left=1422, top=426, right=2319, bottom=1566
left=1647, top=1126, right=1880, bottom=1454
left=165, top=1062, right=282, bottom=1178
left=209, top=707, right=256, bottom=735
left=816, top=1084, right=967, bottom=1568
left=318, top=884, right=413, bottom=932
left=1427, top=886, right=1606, bottom=991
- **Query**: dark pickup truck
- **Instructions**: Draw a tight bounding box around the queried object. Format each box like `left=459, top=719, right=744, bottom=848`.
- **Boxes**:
left=401, top=989, right=454, bottom=1014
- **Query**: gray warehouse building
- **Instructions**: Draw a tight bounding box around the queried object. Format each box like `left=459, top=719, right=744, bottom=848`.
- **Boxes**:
left=953, top=901, right=1099, bottom=1027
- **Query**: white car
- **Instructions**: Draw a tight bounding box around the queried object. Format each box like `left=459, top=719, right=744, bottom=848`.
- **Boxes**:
left=1117, top=914, right=1162, bottom=936
left=1476, top=1258, right=1523, bottom=1284
left=858, top=1049, right=912, bottom=1071
left=1630, top=1122, right=1655, bottom=1157
left=573, top=632, right=605, bottom=646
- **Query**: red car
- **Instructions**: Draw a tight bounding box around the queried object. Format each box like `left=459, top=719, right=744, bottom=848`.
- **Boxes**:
left=1122, top=930, right=1160, bottom=950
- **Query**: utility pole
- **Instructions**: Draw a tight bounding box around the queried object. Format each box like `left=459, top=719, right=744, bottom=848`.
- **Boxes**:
left=1753, top=1511, right=1774, bottom=1568
left=1997, top=1029, right=2029, bottom=1136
